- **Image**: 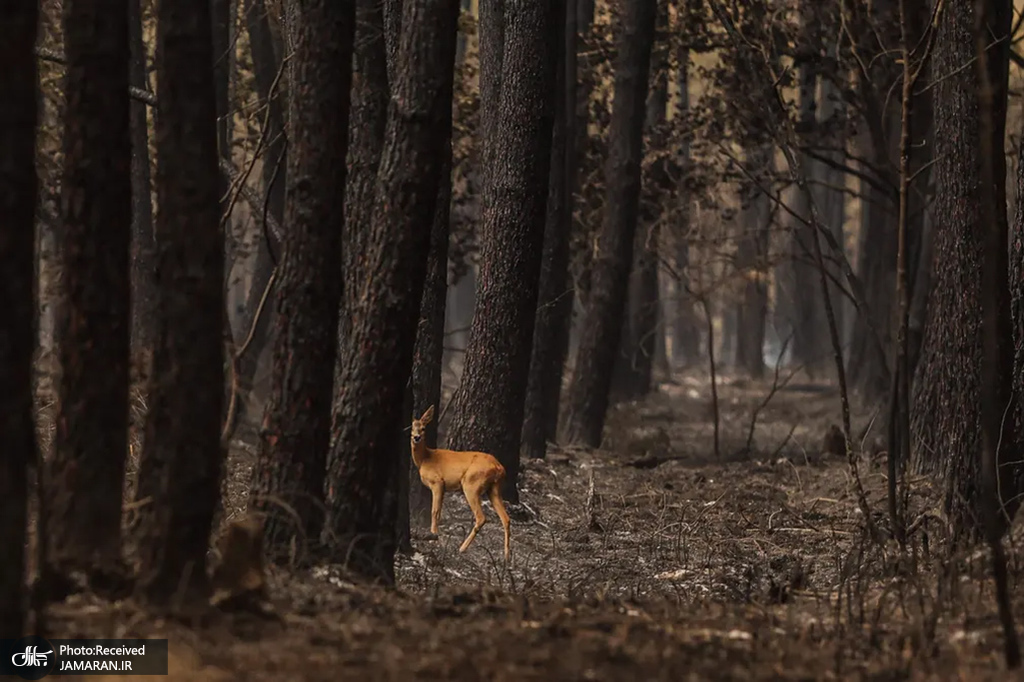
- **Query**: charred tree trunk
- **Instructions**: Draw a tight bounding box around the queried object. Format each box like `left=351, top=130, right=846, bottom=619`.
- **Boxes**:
left=612, top=2, right=667, bottom=400
left=445, top=0, right=560, bottom=501
left=212, top=0, right=232, bottom=201
left=135, top=0, right=226, bottom=604
left=911, top=0, right=1016, bottom=536
left=410, top=116, right=456, bottom=522
left=734, top=147, right=773, bottom=379
left=49, top=0, right=133, bottom=585
left=342, top=0, right=389, bottom=335
left=846, top=0, right=899, bottom=401
left=567, top=0, right=595, bottom=323
left=522, top=0, right=576, bottom=460
left=561, top=0, right=657, bottom=447
left=233, top=0, right=288, bottom=438
left=249, top=0, right=355, bottom=560
left=129, top=0, right=157, bottom=363
left=786, top=6, right=827, bottom=377
left=0, top=0, right=39, bottom=637
left=671, top=39, right=699, bottom=367
left=325, top=0, right=459, bottom=582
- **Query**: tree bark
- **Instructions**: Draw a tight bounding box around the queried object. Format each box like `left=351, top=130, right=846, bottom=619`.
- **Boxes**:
left=734, top=146, right=773, bottom=378
left=129, top=0, right=157, bottom=361
left=233, top=0, right=288, bottom=440
left=0, top=0, right=39, bottom=637
left=612, top=0, right=667, bottom=400
left=49, top=0, right=133, bottom=583
left=249, top=0, right=355, bottom=560
left=410, top=123, right=456, bottom=522
left=911, top=0, right=1016, bottom=536
left=846, top=0, right=900, bottom=401
left=342, top=0, right=389, bottom=333
left=561, top=0, right=657, bottom=447
left=670, top=36, right=699, bottom=367
left=445, top=0, right=560, bottom=502
left=522, top=0, right=576, bottom=460
left=325, top=0, right=459, bottom=582
left=786, top=3, right=827, bottom=377
left=135, top=0, right=227, bottom=603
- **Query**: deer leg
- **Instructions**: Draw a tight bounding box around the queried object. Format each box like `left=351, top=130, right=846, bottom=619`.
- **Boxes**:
left=458, top=480, right=487, bottom=554
left=488, top=483, right=511, bottom=561
left=429, top=483, right=445, bottom=535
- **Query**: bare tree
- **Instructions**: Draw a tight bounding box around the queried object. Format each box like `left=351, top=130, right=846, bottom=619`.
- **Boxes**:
left=522, top=0, right=577, bottom=460
left=249, top=0, right=356, bottom=558
left=612, top=0, right=668, bottom=400
left=562, top=0, right=658, bottom=448
left=134, top=0, right=226, bottom=603
left=48, top=0, right=132, bottom=585
left=445, top=0, right=560, bottom=500
left=325, top=0, right=460, bottom=581
left=129, top=0, right=157, bottom=360
left=911, top=0, right=1018, bottom=536
left=0, top=0, right=39, bottom=637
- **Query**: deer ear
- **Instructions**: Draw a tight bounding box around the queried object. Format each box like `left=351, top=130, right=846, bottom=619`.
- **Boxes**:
left=421, top=405, right=435, bottom=424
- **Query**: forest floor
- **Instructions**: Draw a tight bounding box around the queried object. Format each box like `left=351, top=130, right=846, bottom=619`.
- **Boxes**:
left=35, top=369, right=1024, bottom=680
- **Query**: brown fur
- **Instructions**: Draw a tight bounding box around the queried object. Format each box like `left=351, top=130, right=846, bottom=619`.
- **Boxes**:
left=410, top=405, right=512, bottom=560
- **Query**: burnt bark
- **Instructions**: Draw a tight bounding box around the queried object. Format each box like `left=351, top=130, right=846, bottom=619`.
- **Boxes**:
left=233, top=0, right=287, bottom=439
left=670, top=39, right=698, bottom=367
left=911, top=0, right=1016, bottom=536
left=785, top=5, right=827, bottom=377
left=135, top=0, right=226, bottom=603
left=561, top=0, right=657, bottom=447
left=612, top=1, right=667, bottom=400
left=325, top=0, right=459, bottom=582
left=522, top=0, right=576, bottom=460
left=0, top=0, right=39, bottom=637
left=49, top=0, right=133, bottom=583
left=342, top=0, right=389, bottom=332
left=734, top=147, right=773, bottom=378
left=410, top=131, right=456, bottom=522
left=212, top=0, right=232, bottom=183
left=249, top=0, right=355, bottom=560
left=445, top=0, right=560, bottom=502
left=129, top=0, right=157, bottom=360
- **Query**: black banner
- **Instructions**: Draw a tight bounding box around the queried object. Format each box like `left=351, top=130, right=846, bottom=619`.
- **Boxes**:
left=0, top=638, right=168, bottom=678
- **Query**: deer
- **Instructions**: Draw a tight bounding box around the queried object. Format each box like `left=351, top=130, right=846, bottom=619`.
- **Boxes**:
left=409, top=405, right=511, bottom=561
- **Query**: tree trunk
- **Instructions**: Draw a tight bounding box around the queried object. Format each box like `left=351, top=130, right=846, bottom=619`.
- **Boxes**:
left=129, top=0, right=157, bottom=362
left=522, top=0, right=576, bottom=460
left=342, top=0, right=390, bottom=333
left=612, top=3, right=667, bottom=400
left=847, top=100, right=898, bottom=401
left=445, top=0, right=560, bottom=503
left=233, top=0, right=288, bottom=439
left=212, top=0, right=232, bottom=193
left=812, top=65, right=847, bottom=347
left=845, top=0, right=900, bottom=401
left=135, top=0, right=226, bottom=604
left=671, top=39, right=699, bottom=367
left=786, top=6, right=827, bottom=377
left=249, top=0, right=355, bottom=560
left=911, top=0, right=1015, bottom=536
left=734, top=146, right=773, bottom=378
left=0, top=0, right=39, bottom=637
left=49, top=0, right=133, bottom=584
left=561, top=0, right=657, bottom=447
left=410, top=121, right=456, bottom=523
left=325, top=0, right=459, bottom=582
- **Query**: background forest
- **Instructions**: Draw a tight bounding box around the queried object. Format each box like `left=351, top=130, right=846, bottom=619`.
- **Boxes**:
left=5, top=0, right=1024, bottom=678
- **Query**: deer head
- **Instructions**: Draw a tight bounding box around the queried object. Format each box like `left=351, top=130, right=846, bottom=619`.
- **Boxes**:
left=411, top=405, right=435, bottom=444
